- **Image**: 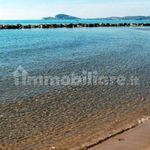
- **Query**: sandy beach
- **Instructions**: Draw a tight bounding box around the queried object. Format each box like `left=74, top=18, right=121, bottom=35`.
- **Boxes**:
left=90, top=119, right=150, bottom=150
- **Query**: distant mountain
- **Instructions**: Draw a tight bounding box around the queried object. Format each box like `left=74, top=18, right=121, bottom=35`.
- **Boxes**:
left=104, top=16, right=150, bottom=20
left=55, top=14, right=80, bottom=19
left=122, top=16, right=150, bottom=20
left=43, top=14, right=80, bottom=20
left=43, top=14, right=150, bottom=20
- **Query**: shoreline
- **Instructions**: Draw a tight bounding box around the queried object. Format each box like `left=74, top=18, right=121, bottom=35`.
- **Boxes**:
left=0, top=23, right=150, bottom=29
left=88, top=117, right=150, bottom=150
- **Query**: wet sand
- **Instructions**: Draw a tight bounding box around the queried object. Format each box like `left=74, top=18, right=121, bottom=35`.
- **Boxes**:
left=90, top=119, right=150, bottom=150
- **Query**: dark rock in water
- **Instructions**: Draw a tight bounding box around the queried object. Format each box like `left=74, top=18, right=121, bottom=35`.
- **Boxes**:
left=76, top=24, right=83, bottom=28
left=143, top=23, right=150, bottom=26
left=118, top=23, right=125, bottom=27
left=111, top=24, right=117, bottom=27
left=0, top=25, right=4, bottom=29
left=73, top=24, right=78, bottom=28
left=124, top=23, right=130, bottom=26
left=81, top=24, right=89, bottom=27
left=59, top=24, right=64, bottom=28
left=66, top=24, right=74, bottom=28
left=95, top=23, right=100, bottom=27
left=16, top=24, right=22, bottom=29
left=105, top=23, right=111, bottom=27
left=53, top=24, right=60, bottom=28
left=0, top=23, right=150, bottom=30
left=100, top=23, right=106, bottom=27
left=88, top=24, right=95, bottom=27
left=41, top=24, right=50, bottom=28
left=23, top=25, right=32, bottom=29
left=31, top=25, right=40, bottom=28
left=3, top=25, right=21, bottom=29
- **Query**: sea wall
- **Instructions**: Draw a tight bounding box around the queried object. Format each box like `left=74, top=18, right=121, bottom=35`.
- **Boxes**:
left=0, top=23, right=150, bottom=29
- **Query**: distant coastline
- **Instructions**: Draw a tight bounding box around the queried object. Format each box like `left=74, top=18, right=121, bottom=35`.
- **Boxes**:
left=43, top=14, right=80, bottom=20
left=42, top=14, right=150, bottom=20
left=0, top=14, right=150, bottom=29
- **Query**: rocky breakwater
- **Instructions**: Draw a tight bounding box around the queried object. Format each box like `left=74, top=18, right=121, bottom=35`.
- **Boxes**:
left=0, top=23, right=150, bottom=29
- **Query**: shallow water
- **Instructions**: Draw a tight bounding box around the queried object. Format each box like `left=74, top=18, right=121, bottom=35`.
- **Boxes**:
left=0, top=27, right=150, bottom=149
left=0, top=27, right=150, bottom=101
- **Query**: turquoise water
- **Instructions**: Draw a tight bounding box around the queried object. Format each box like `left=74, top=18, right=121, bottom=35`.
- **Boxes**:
left=0, top=19, right=150, bottom=25
left=0, top=26, right=150, bottom=150
left=0, top=27, right=150, bottom=101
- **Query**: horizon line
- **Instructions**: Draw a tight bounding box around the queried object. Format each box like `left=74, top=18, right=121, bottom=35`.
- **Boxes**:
left=0, top=15, right=150, bottom=21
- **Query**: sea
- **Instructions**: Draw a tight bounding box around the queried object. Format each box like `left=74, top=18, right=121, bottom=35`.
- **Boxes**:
left=0, top=19, right=150, bottom=149
left=0, top=19, right=150, bottom=25
left=0, top=19, right=150, bottom=101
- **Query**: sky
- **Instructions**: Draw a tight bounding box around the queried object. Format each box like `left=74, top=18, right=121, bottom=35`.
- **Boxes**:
left=0, top=0, right=149, bottom=20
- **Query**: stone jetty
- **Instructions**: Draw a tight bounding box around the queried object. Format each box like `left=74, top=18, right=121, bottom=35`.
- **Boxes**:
left=0, top=23, right=150, bottom=30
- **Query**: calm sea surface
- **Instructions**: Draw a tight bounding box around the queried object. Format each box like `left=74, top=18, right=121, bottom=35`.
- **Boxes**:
left=0, top=27, right=150, bottom=101
left=0, top=19, right=150, bottom=25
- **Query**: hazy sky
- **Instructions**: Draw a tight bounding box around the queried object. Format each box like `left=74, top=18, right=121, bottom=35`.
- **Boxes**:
left=0, top=0, right=149, bottom=19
